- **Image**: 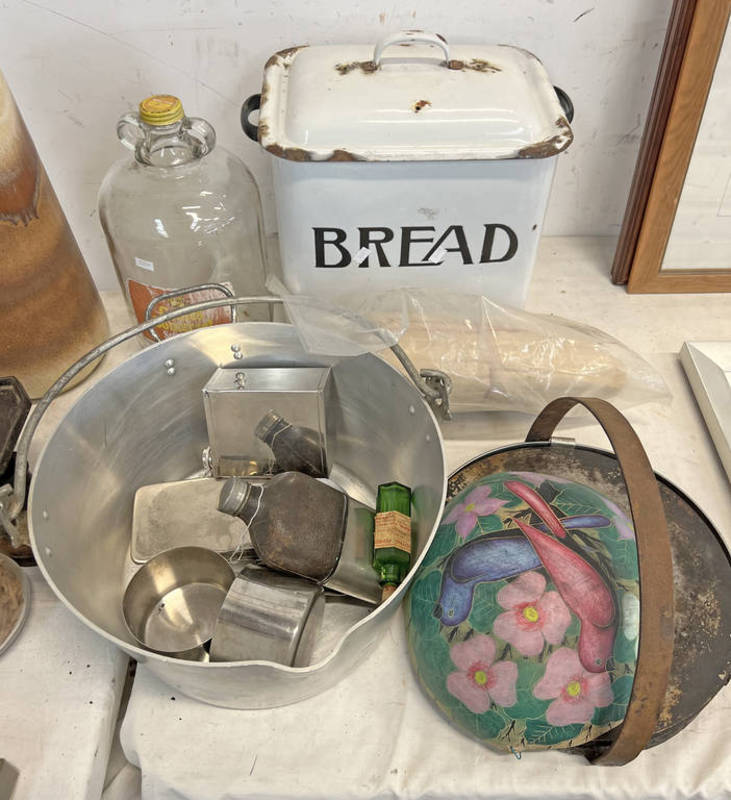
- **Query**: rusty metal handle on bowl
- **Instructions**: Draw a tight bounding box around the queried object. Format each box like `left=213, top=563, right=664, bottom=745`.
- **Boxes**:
left=527, top=397, right=674, bottom=766
left=0, top=293, right=451, bottom=540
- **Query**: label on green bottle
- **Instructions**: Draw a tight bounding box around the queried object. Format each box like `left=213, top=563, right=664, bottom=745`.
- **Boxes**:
left=374, top=510, right=411, bottom=552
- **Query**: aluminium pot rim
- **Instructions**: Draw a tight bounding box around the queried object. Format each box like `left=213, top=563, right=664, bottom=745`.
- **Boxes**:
left=28, top=320, right=447, bottom=674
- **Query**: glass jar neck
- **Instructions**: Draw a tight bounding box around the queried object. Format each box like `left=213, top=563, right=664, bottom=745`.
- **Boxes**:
left=135, top=118, right=212, bottom=167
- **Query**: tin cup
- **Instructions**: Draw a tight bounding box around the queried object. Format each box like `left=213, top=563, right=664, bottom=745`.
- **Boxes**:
left=122, top=546, right=235, bottom=656
left=209, top=564, right=325, bottom=666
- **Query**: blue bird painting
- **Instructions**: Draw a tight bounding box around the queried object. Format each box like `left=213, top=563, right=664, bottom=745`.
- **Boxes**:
left=434, top=515, right=610, bottom=626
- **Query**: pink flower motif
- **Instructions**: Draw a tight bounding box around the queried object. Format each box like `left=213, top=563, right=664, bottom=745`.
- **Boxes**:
left=534, top=647, right=613, bottom=726
left=493, top=571, right=571, bottom=656
left=446, top=634, right=518, bottom=713
left=444, top=485, right=507, bottom=539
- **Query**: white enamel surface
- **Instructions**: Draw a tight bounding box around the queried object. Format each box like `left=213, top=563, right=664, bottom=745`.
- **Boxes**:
left=273, top=157, right=556, bottom=307
left=261, top=38, right=571, bottom=161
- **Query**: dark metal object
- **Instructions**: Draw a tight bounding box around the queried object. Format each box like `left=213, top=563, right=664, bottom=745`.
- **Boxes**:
left=448, top=439, right=730, bottom=756
left=0, top=377, right=29, bottom=478
left=219, top=472, right=381, bottom=603
left=220, top=473, right=347, bottom=582
left=255, top=410, right=327, bottom=478
left=0, top=377, right=32, bottom=561
left=241, top=94, right=261, bottom=142
left=553, top=86, right=574, bottom=123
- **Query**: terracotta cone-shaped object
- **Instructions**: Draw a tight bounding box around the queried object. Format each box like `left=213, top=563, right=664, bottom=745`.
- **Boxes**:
left=0, top=70, right=109, bottom=399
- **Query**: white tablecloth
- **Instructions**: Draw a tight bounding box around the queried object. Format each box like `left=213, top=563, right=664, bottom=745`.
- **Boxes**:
left=122, top=607, right=730, bottom=800
left=0, top=569, right=128, bottom=800
left=0, top=294, right=140, bottom=800
left=4, top=235, right=715, bottom=800
left=117, top=237, right=731, bottom=800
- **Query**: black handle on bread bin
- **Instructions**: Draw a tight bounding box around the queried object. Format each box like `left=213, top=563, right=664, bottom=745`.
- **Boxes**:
left=241, top=94, right=261, bottom=142
left=554, top=86, right=574, bottom=123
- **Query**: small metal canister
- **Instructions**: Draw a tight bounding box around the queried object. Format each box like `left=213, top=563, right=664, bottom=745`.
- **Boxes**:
left=202, top=366, right=333, bottom=477
left=209, top=564, right=325, bottom=666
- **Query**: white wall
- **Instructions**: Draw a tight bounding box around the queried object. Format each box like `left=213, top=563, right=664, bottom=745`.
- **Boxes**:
left=0, top=0, right=671, bottom=290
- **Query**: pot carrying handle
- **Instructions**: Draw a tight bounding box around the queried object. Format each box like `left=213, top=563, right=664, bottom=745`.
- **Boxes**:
left=526, top=397, right=674, bottom=766
left=373, top=30, right=450, bottom=67
left=0, top=292, right=452, bottom=542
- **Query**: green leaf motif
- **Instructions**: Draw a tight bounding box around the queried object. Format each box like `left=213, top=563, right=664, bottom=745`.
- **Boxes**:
left=563, top=612, right=581, bottom=641
left=593, top=674, right=634, bottom=727
left=504, top=661, right=550, bottom=721
left=468, top=581, right=502, bottom=634
left=476, top=709, right=507, bottom=741
left=525, top=717, right=584, bottom=747
left=475, top=514, right=506, bottom=535
left=420, top=525, right=458, bottom=568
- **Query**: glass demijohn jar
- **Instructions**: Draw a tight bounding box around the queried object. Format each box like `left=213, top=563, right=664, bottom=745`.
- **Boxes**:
left=98, top=95, right=269, bottom=341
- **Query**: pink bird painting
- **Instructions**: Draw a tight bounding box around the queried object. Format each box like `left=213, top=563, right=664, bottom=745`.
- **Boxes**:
left=504, top=480, right=617, bottom=673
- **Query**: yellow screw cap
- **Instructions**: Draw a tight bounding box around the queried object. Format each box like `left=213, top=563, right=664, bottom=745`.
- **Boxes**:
left=139, top=95, right=184, bottom=126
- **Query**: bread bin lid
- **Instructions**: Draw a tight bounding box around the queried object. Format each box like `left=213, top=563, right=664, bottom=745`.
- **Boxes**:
left=257, top=30, right=573, bottom=162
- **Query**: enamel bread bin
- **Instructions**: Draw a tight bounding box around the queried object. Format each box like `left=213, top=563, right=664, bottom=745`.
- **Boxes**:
left=243, top=30, right=573, bottom=308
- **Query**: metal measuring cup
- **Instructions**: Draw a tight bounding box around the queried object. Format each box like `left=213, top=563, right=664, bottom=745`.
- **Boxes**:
left=209, top=563, right=325, bottom=666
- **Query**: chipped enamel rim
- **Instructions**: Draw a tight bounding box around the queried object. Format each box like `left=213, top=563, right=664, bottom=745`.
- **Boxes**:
left=256, top=34, right=573, bottom=163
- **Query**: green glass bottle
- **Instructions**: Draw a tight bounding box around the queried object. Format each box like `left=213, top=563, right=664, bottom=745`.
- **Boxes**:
left=372, top=481, right=412, bottom=601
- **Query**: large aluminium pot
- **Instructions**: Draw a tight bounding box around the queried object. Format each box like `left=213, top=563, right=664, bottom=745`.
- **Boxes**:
left=25, top=314, right=447, bottom=708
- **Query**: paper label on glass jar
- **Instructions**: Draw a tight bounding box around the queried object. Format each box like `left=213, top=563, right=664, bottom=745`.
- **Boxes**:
left=127, top=279, right=234, bottom=342
left=374, top=511, right=411, bottom=552
left=134, top=256, right=155, bottom=272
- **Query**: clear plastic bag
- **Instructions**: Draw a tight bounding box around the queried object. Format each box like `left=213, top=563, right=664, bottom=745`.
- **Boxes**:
left=270, top=281, right=670, bottom=414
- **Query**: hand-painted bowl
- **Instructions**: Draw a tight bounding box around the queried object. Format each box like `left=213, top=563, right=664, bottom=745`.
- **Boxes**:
left=405, top=470, right=640, bottom=753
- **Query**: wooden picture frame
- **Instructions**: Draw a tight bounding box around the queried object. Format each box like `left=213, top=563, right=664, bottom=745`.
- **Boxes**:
left=611, top=0, right=731, bottom=292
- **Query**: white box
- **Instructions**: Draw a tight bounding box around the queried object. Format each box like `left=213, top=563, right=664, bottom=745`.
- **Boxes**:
left=247, top=31, right=573, bottom=308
